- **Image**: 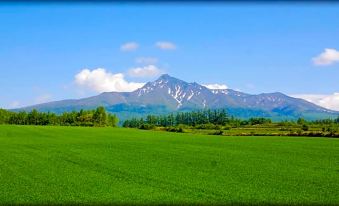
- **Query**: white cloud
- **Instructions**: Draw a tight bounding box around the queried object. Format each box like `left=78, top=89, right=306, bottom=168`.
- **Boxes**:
left=128, top=65, right=162, bottom=78
left=120, top=42, right=139, bottom=52
left=312, top=48, right=339, bottom=66
left=155, top=41, right=176, bottom=50
left=135, top=57, right=158, bottom=65
left=292, top=93, right=339, bottom=111
left=75, top=68, right=145, bottom=93
left=203, top=84, right=228, bottom=90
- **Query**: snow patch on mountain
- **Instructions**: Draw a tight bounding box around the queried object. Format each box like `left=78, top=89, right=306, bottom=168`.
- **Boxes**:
left=187, top=92, right=194, bottom=100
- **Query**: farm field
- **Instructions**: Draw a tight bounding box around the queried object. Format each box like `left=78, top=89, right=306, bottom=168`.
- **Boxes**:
left=0, top=125, right=338, bottom=205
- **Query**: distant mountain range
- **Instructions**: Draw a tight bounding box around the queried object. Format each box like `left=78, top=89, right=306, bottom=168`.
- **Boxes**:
left=16, top=74, right=339, bottom=121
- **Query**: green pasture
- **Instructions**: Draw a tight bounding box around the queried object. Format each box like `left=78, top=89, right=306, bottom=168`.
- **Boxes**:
left=0, top=125, right=338, bottom=205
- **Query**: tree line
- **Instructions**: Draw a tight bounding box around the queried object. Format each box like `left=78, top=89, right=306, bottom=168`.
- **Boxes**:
left=1, top=106, right=338, bottom=135
left=122, top=109, right=339, bottom=133
left=123, top=109, right=229, bottom=128
left=122, top=109, right=277, bottom=128
left=0, top=107, right=119, bottom=127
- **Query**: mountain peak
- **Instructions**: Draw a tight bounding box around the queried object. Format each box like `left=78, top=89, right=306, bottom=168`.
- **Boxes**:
left=152, top=74, right=188, bottom=86
left=159, top=74, right=171, bottom=79
left=157, top=73, right=181, bottom=82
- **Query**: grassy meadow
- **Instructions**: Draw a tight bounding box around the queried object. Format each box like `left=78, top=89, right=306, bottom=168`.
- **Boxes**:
left=0, top=125, right=338, bottom=205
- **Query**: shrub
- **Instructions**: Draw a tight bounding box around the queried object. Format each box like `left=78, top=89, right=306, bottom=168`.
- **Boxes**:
left=177, top=124, right=189, bottom=129
left=223, top=125, right=232, bottom=130
left=209, top=130, right=223, bottom=135
left=301, top=124, right=309, bottom=131
left=279, top=127, right=290, bottom=131
left=165, top=126, right=184, bottom=133
left=195, top=123, right=219, bottom=130
left=139, top=124, right=155, bottom=130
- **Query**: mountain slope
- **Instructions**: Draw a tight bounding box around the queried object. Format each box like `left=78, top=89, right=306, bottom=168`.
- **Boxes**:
left=17, top=74, right=338, bottom=120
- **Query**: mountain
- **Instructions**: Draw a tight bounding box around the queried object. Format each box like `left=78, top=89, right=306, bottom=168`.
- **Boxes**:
left=16, top=74, right=339, bottom=121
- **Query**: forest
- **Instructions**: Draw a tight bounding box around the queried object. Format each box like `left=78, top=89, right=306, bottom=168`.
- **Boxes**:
left=1, top=107, right=339, bottom=137
left=0, top=107, right=119, bottom=127
left=122, top=109, right=339, bottom=137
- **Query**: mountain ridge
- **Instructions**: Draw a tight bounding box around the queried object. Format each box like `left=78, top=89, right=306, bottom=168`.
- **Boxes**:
left=15, top=74, right=339, bottom=121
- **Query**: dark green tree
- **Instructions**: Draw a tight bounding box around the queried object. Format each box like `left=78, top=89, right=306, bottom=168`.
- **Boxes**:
left=93, top=106, right=107, bottom=127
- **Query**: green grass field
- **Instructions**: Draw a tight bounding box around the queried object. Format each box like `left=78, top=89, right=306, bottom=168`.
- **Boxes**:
left=0, top=125, right=338, bottom=205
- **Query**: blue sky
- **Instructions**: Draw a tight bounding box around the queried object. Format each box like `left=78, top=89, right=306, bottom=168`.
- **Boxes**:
left=0, top=3, right=339, bottom=110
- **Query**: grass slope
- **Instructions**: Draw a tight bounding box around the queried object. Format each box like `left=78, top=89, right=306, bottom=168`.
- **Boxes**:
left=0, top=125, right=338, bottom=205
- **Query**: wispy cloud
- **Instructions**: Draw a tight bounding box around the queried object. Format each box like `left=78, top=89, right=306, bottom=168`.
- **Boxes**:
left=155, top=41, right=176, bottom=50
left=203, top=84, right=228, bottom=90
left=128, top=65, right=162, bottom=78
left=312, top=48, right=339, bottom=66
left=292, top=93, right=339, bottom=111
left=135, top=57, right=158, bottom=65
left=75, top=68, right=145, bottom=93
left=120, top=42, right=139, bottom=52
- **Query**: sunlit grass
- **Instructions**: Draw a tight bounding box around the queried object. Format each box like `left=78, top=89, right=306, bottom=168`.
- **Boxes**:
left=0, top=125, right=338, bottom=205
